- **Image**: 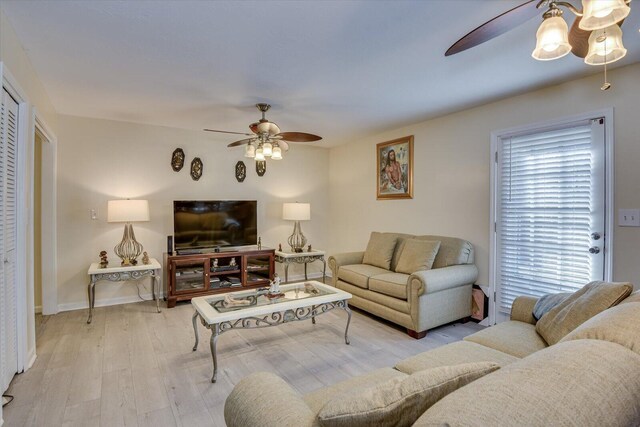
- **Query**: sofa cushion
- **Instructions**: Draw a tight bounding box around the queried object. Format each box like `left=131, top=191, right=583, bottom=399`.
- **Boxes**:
left=395, top=341, right=518, bottom=374
left=395, top=239, right=440, bottom=274
left=369, top=273, right=410, bottom=299
left=317, top=362, right=499, bottom=427
left=362, top=232, right=398, bottom=270
left=336, top=281, right=410, bottom=314
left=337, top=264, right=389, bottom=289
left=536, top=281, right=633, bottom=345
left=303, top=368, right=406, bottom=414
left=414, top=340, right=640, bottom=427
left=560, top=302, right=640, bottom=356
left=621, top=289, right=640, bottom=304
left=464, top=321, right=548, bottom=358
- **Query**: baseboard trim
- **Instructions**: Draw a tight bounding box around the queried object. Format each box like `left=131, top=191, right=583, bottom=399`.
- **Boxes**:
left=35, top=305, right=42, bottom=314
left=283, top=272, right=327, bottom=283
left=57, top=292, right=163, bottom=312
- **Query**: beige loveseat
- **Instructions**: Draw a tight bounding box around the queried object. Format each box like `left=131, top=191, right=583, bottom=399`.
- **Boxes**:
left=328, top=233, right=478, bottom=338
left=224, top=287, right=640, bottom=426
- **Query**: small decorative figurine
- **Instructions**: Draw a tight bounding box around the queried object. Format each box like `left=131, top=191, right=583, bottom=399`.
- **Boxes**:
left=267, top=274, right=284, bottom=299
left=213, top=258, right=219, bottom=268
left=278, top=243, right=282, bottom=252
left=307, top=244, right=312, bottom=252
left=257, top=237, right=262, bottom=250
left=99, top=251, right=109, bottom=268
left=229, top=257, right=237, bottom=268
left=142, top=252, right=150, bottom=265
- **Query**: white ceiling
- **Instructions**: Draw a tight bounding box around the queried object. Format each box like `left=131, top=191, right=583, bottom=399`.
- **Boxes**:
left=2, top=1, right=639, bottom=146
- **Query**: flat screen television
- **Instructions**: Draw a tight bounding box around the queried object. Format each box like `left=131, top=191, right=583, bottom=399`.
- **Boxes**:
left=173, top=200, right=257, bottom=252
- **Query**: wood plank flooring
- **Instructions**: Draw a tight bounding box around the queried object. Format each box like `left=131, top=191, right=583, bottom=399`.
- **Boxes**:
left=3, top=296, right=483, bottom=426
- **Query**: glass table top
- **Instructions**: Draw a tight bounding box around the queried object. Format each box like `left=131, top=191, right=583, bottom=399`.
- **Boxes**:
left=210, top=282, right=333, bottom=313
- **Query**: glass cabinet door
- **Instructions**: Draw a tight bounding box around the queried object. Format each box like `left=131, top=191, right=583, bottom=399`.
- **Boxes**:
left=172, top=259, right=208, bottom=293
left=245, top=254, right=272, bottom=286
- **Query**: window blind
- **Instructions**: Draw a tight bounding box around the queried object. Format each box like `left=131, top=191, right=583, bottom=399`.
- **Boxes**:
left=497, top=123, right=595, bottom=315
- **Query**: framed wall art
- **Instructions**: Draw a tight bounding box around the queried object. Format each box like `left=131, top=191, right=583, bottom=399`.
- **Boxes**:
left=376, top=135, right=413, bottom=200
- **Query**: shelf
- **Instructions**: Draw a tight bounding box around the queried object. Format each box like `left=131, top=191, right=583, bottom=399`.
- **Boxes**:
left=210, top=269, right=241, bottom=276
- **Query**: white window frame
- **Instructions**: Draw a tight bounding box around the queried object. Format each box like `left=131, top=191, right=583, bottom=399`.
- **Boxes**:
left=488, top=109, right=614, bottom=325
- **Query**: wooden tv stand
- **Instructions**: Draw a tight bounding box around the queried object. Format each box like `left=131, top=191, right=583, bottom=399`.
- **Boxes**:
left=163, top=248, right=275, bottom=308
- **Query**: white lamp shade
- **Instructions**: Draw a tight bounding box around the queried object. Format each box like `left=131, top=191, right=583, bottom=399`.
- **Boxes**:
left=580, top=0, right=630, bottom=31
left=584, top=25, right=627, bottom=65
left=271, top=146, right=283, bottom=160
left=107, top=199, right=150, bottom=223
left=283, top=203, right=310, bottom=221
left=245, top=143, right=256, bottom=158
left=263, top=141, right=273, bottom=156
left=532, top=16, right=572, bottom=61
left=255, top=146, right=265, bottom=161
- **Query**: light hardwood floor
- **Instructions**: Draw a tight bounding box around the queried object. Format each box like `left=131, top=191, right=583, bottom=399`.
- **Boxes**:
left=3, top=297, right=483, bottom=426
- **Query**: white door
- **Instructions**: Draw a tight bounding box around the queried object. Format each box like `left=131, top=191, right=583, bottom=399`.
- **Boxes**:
left=494, top=118, right=606, bottom=322
left=0, top=87, right=19, bottom=392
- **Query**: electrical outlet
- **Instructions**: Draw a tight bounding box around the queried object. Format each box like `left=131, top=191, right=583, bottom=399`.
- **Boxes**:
left=90, top=209, right=98, bottom=220
left=619, top=209, right=640, bottom=227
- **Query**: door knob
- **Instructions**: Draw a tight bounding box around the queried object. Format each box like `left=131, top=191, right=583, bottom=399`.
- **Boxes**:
left=591, top=232, right=601, bottom=240
left=589, top=247, right=601, bottom=254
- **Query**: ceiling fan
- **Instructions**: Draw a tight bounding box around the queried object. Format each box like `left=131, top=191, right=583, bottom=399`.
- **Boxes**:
left=204, top=103, right=322, bottom=161
left=446, top=0, right=631, bottom=77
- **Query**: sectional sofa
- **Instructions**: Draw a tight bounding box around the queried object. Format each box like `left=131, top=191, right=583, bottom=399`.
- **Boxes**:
left=224, top=285, right=640, bottom=426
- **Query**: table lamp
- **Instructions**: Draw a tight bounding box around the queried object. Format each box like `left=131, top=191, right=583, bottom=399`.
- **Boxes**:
left=108, top=199, right=150, bottom=265
left=283, top=202, right=310, bottom=253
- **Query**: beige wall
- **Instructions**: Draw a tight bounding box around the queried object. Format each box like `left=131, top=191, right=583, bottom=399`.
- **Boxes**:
left=56, top=115, right=330, bottom=308
left=329, top=63, right=640, bottom=288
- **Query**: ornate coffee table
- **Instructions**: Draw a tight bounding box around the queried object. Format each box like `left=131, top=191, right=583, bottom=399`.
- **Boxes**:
left=191, top=281, right=352, bottom=383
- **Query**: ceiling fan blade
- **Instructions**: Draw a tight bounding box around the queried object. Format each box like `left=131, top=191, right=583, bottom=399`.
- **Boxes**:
left=445, top=0, right=540, bottom=56
left=569, top=16, right=592, bottom=58
left=277, top=132, right=322, bottom=142
left=227, top=137, right=256, bottom=147
left=204, top=129, right=253, bottom=136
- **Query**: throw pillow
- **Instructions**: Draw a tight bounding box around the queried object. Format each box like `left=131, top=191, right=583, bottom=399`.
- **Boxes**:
left=317, top=362, right=499, bottom=427
left=621, top=289, right=640, bottom=304
left=559, top=302, right=640, bottom=356
left=532, top=292, right=572, bottom=321
left=362, top=232, right=398, bottom=270
left=395, top=239, right=441, bottom=274
left=535, top=281, right=633, bottom=345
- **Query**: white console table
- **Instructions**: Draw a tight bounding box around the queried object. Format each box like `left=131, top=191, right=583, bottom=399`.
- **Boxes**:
left=87, top=258, right=161, bottom=323
left=275, top=250, right=326, bottom=283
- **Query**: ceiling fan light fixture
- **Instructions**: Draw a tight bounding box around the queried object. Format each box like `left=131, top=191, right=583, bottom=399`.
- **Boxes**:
left=244, top=143, right=256, bottom=158
left=585, top=25, right=627, bottom=65
left=255, top=146, right=265, bottom=161
left=262, top=141, right=273, bottom=157
left=580, top=0, right=631, bottom=31
left=271, top=146, right=283, bottom=160
left=532, top=15, right=572, bottom=61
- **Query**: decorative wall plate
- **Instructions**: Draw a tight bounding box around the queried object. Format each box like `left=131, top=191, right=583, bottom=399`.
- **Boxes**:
left=171, top=148, right=185, bottom=172
left=191, top=157, right=203, bottom=181
left=235, top=161, right=246, bottom=182
left=256, top=160, right=266, bottom=177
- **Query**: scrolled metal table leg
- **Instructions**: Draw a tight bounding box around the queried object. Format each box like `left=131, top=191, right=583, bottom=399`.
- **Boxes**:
left=343, top=301, right=352, bottom=345
left=312, top=305, right=316, bottom=324
left=86, top=278, right=95, bottom=324
left=192, top=311, right=199, bottom=351
left=153, top=272, right=161, bottom=313
left=210, top=324, right=220, bottom=383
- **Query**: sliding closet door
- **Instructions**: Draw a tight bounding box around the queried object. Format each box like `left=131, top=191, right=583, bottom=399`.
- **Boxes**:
left=0, top=88, right=19, bottom=392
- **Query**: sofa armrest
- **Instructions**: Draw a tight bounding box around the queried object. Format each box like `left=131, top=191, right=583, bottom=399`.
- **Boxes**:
left=328, top=251, right=365, bottom=276
left=409, top=264, right=478, bottom=297
left=510, top=296, right=539, bottom=325
left=225, top=372, right=316, bottom=427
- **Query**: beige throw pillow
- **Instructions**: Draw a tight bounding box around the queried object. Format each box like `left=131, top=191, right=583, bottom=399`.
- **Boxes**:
left=362, top=232, right=398, bottom=270
left=560, top=302, right=640, bottom=356
left=535, top=281, right=633, bottom=345
left=395, top=239, right=441, bottom=274
left=317, top=362, right=499, bottom=427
